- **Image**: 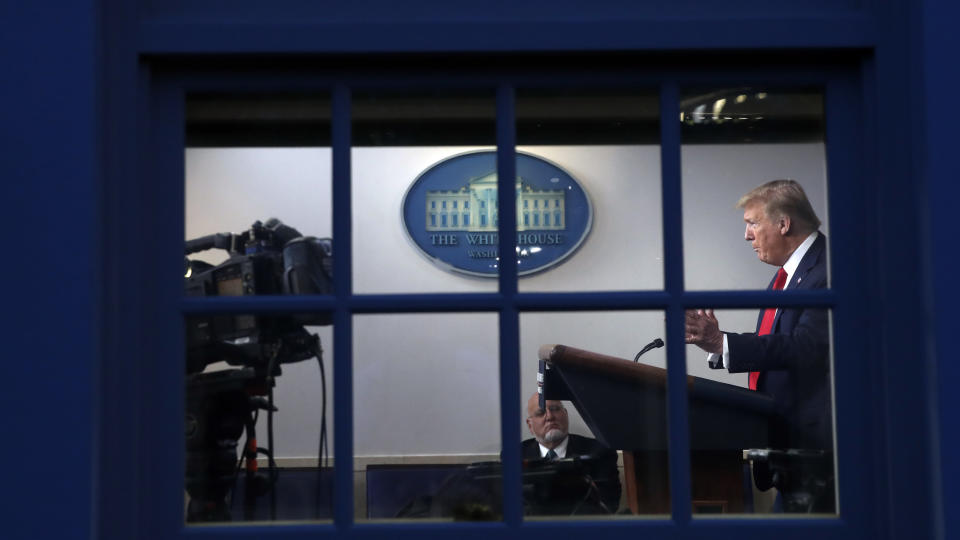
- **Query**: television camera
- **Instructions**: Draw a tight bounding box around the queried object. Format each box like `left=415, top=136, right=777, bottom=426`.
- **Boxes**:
left=183, top=218, right=333, bottom=522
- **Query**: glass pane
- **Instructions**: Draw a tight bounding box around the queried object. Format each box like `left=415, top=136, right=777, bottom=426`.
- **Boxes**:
left=184, top=315, right=335, bottom=523
left=184, top=94, right=335, bottom=523
left=351, top=90, right=498, bottom=293
left=684, top=308, right=836, bottom=515
left=354, top=313, right=500, bottom=521
left=184, top=146, right=332, bottom=290
left=516, top=89, right=662, bottom=291
left=681, top=88, right=829, bottom=291
left=521, top=311, right=669, bottom=518
left=185, top=94, right=332, bottom=285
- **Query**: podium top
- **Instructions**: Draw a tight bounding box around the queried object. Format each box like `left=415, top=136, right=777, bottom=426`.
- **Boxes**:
left=538, top=343, right=773, bottom=412
left=539, top=343, right=681, bottom=388
left=537, top=343, right=774, bottom=450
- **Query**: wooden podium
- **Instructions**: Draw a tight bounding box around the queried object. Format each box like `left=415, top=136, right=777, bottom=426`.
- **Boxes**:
left=538, top=344, right=774, bottom=514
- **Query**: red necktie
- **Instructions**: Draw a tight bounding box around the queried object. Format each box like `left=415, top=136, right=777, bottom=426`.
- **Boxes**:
left=749, top=267, right=788, bottom=391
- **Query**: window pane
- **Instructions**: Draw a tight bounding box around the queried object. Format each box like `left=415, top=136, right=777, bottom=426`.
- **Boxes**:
left=684, top=304, right=836, bottom=516
left=516, top=89, right=662, bottom=291
left=354, top=313, right=500, bottom=521
left=521, top=311, right=669, bottom=517
left=185, top=94, right=332, bottom=284
left=681, top=88, right=829, bottom=291
left=184, top=315, right=335, bottom=523
left=185, top=147, right=333, bottom=294
left=184, top=94, right=335, bottom=523
left=351, top=90, right=499, bottom=293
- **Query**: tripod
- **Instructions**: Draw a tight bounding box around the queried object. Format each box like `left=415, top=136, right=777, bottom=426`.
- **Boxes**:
left=185, top=369, right=275, bottom=523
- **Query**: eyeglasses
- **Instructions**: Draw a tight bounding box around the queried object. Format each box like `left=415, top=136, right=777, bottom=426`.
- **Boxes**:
left=530, top=404, right=565, bottom=418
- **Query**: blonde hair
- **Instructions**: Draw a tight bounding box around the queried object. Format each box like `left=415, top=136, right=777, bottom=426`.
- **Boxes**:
left=737, top=179, right=821, bottom=234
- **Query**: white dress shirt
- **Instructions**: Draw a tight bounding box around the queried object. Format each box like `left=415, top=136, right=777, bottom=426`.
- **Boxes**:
left=538, top=435, right=569, bottom=458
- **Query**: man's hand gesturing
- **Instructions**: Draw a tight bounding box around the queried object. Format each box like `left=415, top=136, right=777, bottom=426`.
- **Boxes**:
left=685, top=309, right=723, bottom=354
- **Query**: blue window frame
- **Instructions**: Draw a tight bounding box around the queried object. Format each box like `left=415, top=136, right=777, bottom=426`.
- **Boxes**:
left=129, top=61, right=879, bottom=540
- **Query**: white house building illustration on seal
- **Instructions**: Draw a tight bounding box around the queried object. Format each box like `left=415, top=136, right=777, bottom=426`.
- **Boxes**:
left=425, top=172, right=566, bottom=232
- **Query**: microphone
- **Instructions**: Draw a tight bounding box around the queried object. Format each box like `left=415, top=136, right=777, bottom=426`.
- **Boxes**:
left=184, top=232, right=234, bottom=255
left=633, top=338, right=664, bottom=362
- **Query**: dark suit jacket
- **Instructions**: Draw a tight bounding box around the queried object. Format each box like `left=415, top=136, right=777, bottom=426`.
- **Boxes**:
left=722, top=233, right=832, bottom=489
left=521, top=433, right=621, bottom=513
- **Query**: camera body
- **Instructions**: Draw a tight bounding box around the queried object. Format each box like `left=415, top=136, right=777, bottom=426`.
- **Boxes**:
left=184, top=218, right=333, bottom=375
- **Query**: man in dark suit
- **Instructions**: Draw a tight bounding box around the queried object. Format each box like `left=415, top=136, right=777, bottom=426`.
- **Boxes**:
left=522, top=392, right=621, bottom=514
left=685, top=179, right=834, bottom=512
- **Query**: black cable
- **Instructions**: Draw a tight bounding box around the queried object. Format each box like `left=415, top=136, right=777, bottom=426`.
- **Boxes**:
left=316, top=340, right=328, bottom=469
left=315, top=339, right=330, bottom=519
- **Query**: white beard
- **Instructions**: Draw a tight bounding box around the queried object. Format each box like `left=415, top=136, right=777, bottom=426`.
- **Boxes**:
left=541, top=429, right=567, bottom=444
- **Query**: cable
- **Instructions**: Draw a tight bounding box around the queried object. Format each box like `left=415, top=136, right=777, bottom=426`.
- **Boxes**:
left=314, top=339, right=330, bottom=519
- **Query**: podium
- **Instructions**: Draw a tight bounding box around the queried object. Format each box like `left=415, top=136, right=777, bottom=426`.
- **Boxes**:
left=538, top=344, right=775, bottom=514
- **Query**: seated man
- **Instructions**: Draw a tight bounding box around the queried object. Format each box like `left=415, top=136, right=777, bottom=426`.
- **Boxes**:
left=522, top=392, right=621, bottom=514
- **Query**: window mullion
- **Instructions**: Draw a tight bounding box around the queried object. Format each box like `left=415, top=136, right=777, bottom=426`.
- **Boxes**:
left=331, top=82, right=355, bottom=529
left=496, top=82, right=523, bottom=526
left=824, top=74, right=872, bottom=531
left=150, top=76, right=190, bottom=537
left=659, top=80, right=693, bottom=524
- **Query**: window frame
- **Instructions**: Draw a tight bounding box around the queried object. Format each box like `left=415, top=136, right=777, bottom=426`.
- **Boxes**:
left=126, top=58, right=876, bottom=540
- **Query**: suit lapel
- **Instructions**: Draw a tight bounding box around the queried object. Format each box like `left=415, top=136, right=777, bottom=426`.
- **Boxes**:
left=522, top=439, right=540, bottom=459
left=789, top=234, right=825, bottom=291
left=772, top=233, right=825, bottom=331
left=566, top=435, right=581, bottom=456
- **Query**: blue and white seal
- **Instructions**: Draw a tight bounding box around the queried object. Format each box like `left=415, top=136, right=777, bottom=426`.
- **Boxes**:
left=401, top=150, right=593, bottom=277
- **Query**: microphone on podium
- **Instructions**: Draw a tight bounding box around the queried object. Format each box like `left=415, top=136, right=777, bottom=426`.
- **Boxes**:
left=633, top=338, right=664, bottom=362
